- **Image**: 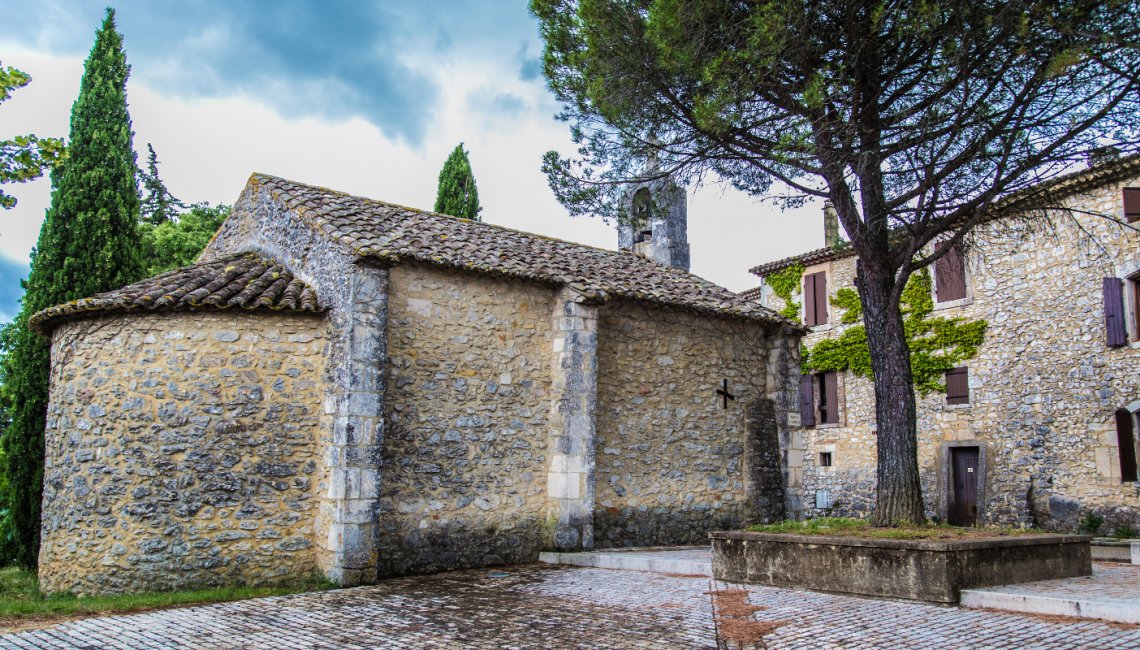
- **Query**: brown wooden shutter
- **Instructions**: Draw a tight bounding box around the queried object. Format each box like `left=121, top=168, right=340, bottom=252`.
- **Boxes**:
left=814, top=272, right=828, bottom=325
left=803, top=273, right=816, bottom=325
left=823, top=371, right=839, bottom=424
left=945, top=366, right=969, bottom=405
left=935, top=242, right=967, bottom=302
left=804, top=272, right=827, bottom=326
left=1116, top=409, right=1138, bottom=482
left=1103, top=277, right=1127, bottom=347
left=1124, top=188, right=1140, bottom=223
left=799, top=374, right=816, bottom=428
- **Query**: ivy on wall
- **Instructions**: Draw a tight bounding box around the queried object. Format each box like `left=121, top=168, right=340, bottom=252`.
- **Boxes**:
left=763, top=261, right=805, bottom=322
left=803, top=269, right=987, bottom=394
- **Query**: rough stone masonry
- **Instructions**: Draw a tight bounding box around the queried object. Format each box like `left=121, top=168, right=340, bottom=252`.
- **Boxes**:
left=31, top=173, right=801, bottom=594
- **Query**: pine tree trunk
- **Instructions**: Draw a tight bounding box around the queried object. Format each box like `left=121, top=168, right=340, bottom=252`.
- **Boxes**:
left=859, top=261, right=926, bottom=525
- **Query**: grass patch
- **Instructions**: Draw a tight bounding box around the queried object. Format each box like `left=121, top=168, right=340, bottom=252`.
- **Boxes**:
left=0, top=566, right=334, bottom=626
left=746, top=517, right=1041, bottom=540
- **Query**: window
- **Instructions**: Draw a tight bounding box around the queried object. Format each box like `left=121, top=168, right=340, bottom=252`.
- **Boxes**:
left=1129, top=272, right=1140, bottom=342
left=1125, top=188, right=1140, bottom=223
left=934, top=242, right=967, bottom=303
left=800, top=371, right=839, bottom=426
left=1114, top=408, right=1138, bottom=482
left=819, top=452, right=833, bottom=467
left=803, top=271, right=828, bottom=326
left=1103, top=277, right=1128, bottom=347
left=946, top=366, right=969, bottom=405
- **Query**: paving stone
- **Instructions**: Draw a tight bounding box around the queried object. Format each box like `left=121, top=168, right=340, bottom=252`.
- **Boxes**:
left=2, top=564, right=1138, bottom=649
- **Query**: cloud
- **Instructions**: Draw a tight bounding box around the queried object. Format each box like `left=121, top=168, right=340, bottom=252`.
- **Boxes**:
left=516, top=42, right=543, bottom=82
left=0, top=0, right=546, bottom=145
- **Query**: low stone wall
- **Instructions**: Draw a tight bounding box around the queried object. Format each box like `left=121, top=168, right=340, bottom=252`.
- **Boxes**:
left=711, top=531, right=1092, bottom=603
left=39, top=311, right=328, bottom=595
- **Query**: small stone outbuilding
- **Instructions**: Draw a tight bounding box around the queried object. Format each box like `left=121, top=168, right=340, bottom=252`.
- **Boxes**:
left=33, top=174, right=801, bottom=594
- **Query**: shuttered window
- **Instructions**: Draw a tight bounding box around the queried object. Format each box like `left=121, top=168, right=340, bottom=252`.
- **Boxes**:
left=1125, top=188, right=1140, bottom=223
left=1103, top=277, right=1128, bottom=347
left=946, top=366, right=969, bottom=405
left=1115, top=409, right=1138, bottom=482
left=935, top=242, right=967, bottom=302
left=799, top=374, right=815, bottom=428
left=819, top=371, right=839, bottom=424
left=803, top=271, right=828, bottom=326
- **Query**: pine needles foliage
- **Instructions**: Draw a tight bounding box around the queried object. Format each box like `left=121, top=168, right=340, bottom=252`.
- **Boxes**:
left=433, top=143, right=482, bottom=221
left=0, top=8, right=144, bottom=568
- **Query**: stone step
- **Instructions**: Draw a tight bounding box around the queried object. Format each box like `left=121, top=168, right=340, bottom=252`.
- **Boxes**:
left=539, top=546, right=712, bottom=577
left=961, top=589, right=1140, bottom=624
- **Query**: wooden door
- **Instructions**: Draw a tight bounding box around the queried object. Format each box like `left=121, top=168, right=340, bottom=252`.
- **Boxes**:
left=949, top=447, right=979, bottom=526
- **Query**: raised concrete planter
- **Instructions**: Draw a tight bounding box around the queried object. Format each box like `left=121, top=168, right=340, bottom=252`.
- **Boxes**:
left=1133, top=541, right=1139, bottom=565
left=711, top=530, right=1092, bottom=603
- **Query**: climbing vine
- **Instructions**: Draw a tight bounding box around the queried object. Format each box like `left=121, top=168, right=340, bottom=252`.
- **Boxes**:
left=803, top=269, right=987, bottom=395
left=763, top=261, right=805, bottom=322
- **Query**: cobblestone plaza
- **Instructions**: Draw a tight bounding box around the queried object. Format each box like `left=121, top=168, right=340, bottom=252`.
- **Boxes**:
left=2, top=564, right=1137, bottom=649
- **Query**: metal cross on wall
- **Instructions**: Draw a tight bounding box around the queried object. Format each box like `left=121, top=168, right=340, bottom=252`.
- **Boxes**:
left=716, top=379, right=736, bottom=409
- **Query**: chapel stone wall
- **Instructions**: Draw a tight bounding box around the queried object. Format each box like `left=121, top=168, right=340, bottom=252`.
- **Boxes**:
left=379, top=265, right=556, bottom=575
left=39, top=311, right=327, bottom=595
left=777, top=177, right=1140, bottom=530
left=593, top=301, right=781, bottom=547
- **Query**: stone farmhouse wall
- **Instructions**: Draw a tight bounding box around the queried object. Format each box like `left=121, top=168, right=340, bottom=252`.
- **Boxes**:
left=763, top=175, right=1140, bottom=531
left=39, top=311, right=327, bottom=595
left=594, top=301, right=790, bottom=547
left=379, top=265, right=555, bottom=574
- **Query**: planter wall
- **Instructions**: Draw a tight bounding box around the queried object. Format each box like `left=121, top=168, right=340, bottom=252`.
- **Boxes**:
left=711, top=531, right=1091, bottom=603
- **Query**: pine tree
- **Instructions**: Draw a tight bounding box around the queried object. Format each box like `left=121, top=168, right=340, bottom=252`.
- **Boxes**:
left=433, top=143, right=482, bottom=221
left=0, top=8, right=144, bottom=567
left=139, top=143, right=184, bottom=226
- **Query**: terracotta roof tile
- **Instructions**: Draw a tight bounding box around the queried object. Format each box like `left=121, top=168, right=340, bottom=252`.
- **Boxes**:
left=31, top=252, right=323, bottom=335
left=251, top=174, right=801, bottom=330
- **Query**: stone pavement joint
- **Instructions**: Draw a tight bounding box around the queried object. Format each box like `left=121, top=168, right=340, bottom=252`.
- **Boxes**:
left=1, top=564, right=1138, bottom=649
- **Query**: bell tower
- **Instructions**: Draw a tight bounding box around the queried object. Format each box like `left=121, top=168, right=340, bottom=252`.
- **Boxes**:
left=616, top=176, right=690, bottom=272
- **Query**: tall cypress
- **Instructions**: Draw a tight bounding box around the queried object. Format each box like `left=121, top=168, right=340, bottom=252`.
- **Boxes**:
left=0, top=8, right=143, bottom=568
left=433, top=143, right=482, bottom=221
left=139, top=143, right=184, bottom=226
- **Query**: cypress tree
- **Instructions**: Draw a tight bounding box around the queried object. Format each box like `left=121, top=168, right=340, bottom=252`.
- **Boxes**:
left=0, top=8, right=143, bottom=567
left=139, top=143, right=184, bottom=226
left=433, top=143, right=482, bottom=221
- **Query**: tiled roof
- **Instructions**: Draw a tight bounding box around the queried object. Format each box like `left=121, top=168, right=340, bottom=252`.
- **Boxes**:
left=250, top=174, right=801, bottom=330
left=737, top=286, right=764, bottom=301
left=749, top=154, right=1140, bottom=278
left=31, top=252, right=323, bottom=335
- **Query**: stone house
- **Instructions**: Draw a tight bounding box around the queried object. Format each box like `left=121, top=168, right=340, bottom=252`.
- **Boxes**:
left=32, top=173, right=801, bottom=595
left=749, top=155, right=1140, bottom=533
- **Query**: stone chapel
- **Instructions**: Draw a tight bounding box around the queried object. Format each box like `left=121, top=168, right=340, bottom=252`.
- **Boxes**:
left=32, top=173, right=801, bottom=595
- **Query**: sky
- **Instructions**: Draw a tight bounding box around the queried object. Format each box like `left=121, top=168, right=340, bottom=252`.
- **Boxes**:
left=0, top=1, right=823, bottom=322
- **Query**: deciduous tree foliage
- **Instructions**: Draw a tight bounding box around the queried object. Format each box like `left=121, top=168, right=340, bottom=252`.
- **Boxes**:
left=139, top=203, right=230, bottom=276
left=0, top=64, right=65, bottom=209
left=433, top=143, right=482, bottom=221
left=1, top=8, right=144, bottom=566
left=532, top=0, right=1140, bottom=524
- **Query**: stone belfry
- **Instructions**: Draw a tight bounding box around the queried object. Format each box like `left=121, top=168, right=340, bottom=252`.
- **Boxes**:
left=616, top=170, right=690, bottom=272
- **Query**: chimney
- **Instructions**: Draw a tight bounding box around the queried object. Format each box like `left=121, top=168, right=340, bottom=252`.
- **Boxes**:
left=823, top=201, right=841, bottom=248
